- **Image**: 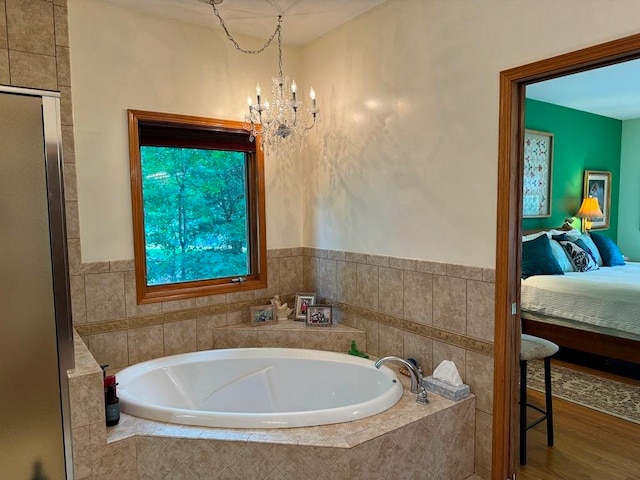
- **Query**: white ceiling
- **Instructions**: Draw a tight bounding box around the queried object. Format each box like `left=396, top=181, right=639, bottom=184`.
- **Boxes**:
left=103, top=0, right=387, bottom=45
left=526, top=58, right=640, bottom=121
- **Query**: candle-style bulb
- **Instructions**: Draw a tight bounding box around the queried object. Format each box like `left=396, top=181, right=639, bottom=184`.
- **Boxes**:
left=247, top=95, right=253, bottom=106
left=291, top=79, right=297, bottom=93
left=256, top=83, right=261, bottom=96
left=309, top=87, right=316, bottom=100
left=264, top=100, right=270, bottom=110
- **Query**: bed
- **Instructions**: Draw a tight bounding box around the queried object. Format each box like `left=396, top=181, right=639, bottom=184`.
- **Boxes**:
left=520, top=228, right=640, bottom=364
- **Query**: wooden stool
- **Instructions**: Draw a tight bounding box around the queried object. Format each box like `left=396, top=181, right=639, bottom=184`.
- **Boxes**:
left=520, top=333, right=559, bottom=465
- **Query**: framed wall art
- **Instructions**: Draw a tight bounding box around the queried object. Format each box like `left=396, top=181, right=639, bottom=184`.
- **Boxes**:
left=523, top=129, right=554, bottom=218
left=583, top=170, right=611, bottom=230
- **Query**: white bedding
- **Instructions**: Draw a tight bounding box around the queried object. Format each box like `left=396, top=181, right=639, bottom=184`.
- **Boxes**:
left=521, top=262, right=640, bottom=337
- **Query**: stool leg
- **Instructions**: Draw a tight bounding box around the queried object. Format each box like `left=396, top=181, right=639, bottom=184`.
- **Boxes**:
left=520, top=359, right=527, bottom=465
left=544, top=357, right=554, bottom=447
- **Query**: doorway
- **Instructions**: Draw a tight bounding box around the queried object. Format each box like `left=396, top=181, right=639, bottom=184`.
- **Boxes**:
left=492, top=32, right=640, bottom=480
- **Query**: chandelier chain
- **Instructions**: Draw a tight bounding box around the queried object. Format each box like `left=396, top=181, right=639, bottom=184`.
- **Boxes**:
left=206, top=1, right=282, bottom=56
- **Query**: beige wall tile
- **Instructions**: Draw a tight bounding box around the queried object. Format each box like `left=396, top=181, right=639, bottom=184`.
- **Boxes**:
left=85, top=272, right=125, bottom=323
left=123, top=270, right=163, bottom=318
left=63, top=162, right=77, bottom=201
left=378, top=267, right=403, bottom=317
left=475, top=410, right=493, bottom=474
left=59, top=85, right=73, bottom=125
left=416, top=259, right=447, bottom=275
left=389, top=257, right=416, bottom=271
left=53, top=4, right=68, bottom=46
left=72, top=425, right=92, bottom=479
left=0, top=1, right=6, bottom=49
left=403, top=331, right=432, bottom=374
left=432, top=340, right=466, bottom=383
left=317, top=257, right=336, bottom=300
left=0, top=48, right=8, bottom=84
left=88, top=330, right=128, bottom=369
left=378, top=323, right=403, bottom=358
left=466, top=280, right=495, bottom=342
left=162, top=297, right=196, bottom=313
left=279, top=256, right=303, bottom=295
left=70, top=274, right=86, bottom=324
left=128, top=324, right=164, bottom=364
left=110, top=259, right=134, bottom=272
left=197, top=314, right=226, bottom=350
left=68, top=372, right=103, bottom=428
left=403, top=270, right=433, bottom=324
left=65, top=200, right=79, bottom=239
left=9, top=50, right=56, bottom=90
left=62, top=125, right=75, bottom=162
left=6, top=0, right=54, bottom=55
left=447, top=263, right=484, bottom=281
left=56, top=44, right=70, bottom=85
left=356, top=317, right=378, bottom=356
left=356, top=263, right=378, bottom=310
left=336, top=260, right=357, bottom=305
left=465, top=351, right=494, bottom=414
left=226, top=310, right=245, bottom=325
left=164, top=319, right=196, bottom=356
left=432, top=275, right=466, bottom=334
left=195, top=293, right=227, bottom=307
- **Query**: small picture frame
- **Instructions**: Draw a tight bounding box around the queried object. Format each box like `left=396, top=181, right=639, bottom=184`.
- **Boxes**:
left=305, top=305, right=333, bottom=327
left=250, top=305, right=277, bottom=326
left=294, top=292, right=316, bottom=321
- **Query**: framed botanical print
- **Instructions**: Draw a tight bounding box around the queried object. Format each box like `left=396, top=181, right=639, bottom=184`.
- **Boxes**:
left=523, top=129, right=554, bottom=218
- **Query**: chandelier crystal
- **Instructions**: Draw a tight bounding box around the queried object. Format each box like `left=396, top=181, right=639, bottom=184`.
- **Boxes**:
left=205, top=2, right=320, bottom=157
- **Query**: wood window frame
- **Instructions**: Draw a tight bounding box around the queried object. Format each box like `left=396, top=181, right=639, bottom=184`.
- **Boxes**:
left=493, top=33, right=640, bottom=479
left=128, top=109, right=267, bottom=304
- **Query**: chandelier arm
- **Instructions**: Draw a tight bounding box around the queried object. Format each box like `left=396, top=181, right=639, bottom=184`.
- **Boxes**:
left=205, top=1, right=282, bottom=55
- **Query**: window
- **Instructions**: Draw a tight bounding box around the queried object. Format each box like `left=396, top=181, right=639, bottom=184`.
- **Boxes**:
left=128, top=110, right=266, bottom=303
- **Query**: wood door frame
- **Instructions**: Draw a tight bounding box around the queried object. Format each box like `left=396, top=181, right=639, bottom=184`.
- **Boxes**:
left=492, top=32, right=640, bottom=480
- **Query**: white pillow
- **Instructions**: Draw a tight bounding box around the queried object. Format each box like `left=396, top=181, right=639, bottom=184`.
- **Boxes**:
left=549, top=239, right=575, bottom=272
left=522, top=230, right=549, bottom=242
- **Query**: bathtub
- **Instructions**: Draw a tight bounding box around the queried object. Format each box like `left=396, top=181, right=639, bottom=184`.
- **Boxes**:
left=117, top=348, right=403, bottom=429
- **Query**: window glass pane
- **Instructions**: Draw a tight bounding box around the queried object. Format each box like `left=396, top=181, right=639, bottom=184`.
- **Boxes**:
left=140, top=146, right=249, bottom=286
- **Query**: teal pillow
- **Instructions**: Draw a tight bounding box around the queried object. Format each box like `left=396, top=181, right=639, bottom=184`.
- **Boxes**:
left=590, top=233, right=625, bottom=266
left=522, top=234, right=564, bottom=279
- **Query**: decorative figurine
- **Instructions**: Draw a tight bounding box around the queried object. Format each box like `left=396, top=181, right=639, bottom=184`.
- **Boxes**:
left=270, top=295, right=293, bottom=320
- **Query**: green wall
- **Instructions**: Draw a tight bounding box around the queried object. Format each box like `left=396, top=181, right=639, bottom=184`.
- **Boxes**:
left=523, top=99, right=621, bottom=240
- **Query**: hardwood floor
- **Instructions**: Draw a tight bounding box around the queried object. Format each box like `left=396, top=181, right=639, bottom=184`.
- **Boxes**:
left=517, top=366, right=640, bottom=480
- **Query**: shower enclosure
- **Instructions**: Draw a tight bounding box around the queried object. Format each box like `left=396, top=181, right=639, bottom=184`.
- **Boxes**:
left=0, top=87, right=75, bottom=478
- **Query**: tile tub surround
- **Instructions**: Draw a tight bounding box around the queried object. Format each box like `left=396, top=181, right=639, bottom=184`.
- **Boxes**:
left=100, top=377, right=476, bottom=480
left=72, top=248, right=495, bottom=477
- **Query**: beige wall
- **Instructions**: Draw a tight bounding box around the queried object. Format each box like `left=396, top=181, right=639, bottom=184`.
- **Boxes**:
left=69, top=0, right=305, bottom=262
left=300, top=0, right=640, bottom=266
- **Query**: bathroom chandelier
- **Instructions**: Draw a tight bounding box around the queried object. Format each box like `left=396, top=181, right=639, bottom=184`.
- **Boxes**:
left=203, top=0, right=320, bottom=158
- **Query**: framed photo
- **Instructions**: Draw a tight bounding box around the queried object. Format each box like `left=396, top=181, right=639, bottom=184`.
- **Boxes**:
left=294, top=292, right=316, bottom=321
left=583, top=170, right=611, bottom=230
left=305, top=305, right=333, bottom=327
left=250, top=305, right=277, bottom=326
left=523, top=129, right=554, bottom=218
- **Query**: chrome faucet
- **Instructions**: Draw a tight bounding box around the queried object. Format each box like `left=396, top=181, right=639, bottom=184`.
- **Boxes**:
left=375, top=356, right=428, bottom=404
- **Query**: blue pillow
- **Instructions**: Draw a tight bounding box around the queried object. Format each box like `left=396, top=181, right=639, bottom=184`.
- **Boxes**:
left=590, top=233, right=625, bottom=266
left=522, top=234, right=564, bottom=279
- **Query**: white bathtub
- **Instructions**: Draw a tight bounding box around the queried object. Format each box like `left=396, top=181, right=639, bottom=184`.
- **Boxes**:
left=117, top=348, right=403, bottom=429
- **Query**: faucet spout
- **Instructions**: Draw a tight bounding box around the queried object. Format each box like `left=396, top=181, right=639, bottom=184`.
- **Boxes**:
left=374, top=356, right=421, bottom=393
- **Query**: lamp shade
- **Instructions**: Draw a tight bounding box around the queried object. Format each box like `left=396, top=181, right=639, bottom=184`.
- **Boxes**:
left=576, top=196, right=604, bottom=219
